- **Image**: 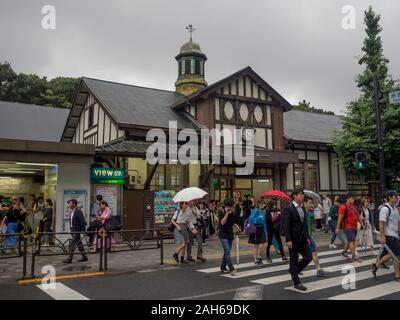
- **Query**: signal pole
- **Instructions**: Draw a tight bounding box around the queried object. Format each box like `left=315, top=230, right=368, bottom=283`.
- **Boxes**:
left=374, top=76, right=386, bottom=197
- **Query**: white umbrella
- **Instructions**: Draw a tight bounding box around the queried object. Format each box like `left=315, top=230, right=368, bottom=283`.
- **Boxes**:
left=172, top=187, right=208, bottom=203
left=303, top=190, right=321, bottom=204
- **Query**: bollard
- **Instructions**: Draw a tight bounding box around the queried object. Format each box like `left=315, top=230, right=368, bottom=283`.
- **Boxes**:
left=103, top=233, right=108, bottom=271
left=22, top=237, right=27, bottom=279
left=160, top=231, right=164, bottom=265
left=98, top=235, right=103, bottom=272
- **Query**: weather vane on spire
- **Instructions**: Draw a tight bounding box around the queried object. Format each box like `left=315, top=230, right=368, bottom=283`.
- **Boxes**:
left=186, top=24, right=196, bottom=42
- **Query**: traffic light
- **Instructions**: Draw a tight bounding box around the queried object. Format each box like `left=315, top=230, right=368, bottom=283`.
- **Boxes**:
left=355, top=151, right=366, bottom=170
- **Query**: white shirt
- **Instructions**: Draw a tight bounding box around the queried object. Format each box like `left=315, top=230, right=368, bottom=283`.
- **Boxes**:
left=379, top=203, right=400, bottom=239
left=323, top=198, right=332, bottom=215
left=70, top=208, right=76, bottom=230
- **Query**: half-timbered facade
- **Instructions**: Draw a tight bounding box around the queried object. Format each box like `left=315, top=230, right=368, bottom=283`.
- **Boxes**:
left=61, top=36, right=365, bottom=228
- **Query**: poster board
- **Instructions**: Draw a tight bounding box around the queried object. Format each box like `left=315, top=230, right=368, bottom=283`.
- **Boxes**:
left=63, top=190, right=87, bottom=231
left=94, top=185, right=119, bottom=216
left=154, top=190, right=179, bottom=228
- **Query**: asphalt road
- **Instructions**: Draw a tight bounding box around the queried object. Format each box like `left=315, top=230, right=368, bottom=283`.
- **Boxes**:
left=2, top=245, right=400, bottom=300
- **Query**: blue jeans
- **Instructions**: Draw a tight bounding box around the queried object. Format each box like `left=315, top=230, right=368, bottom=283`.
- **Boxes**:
left=220, top=238, right=234, bottom=271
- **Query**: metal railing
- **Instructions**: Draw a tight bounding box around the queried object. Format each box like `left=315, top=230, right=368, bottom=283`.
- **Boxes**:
left=0, top=232, right=28, bottom=279
left=20, top=228, right=166, bottom=279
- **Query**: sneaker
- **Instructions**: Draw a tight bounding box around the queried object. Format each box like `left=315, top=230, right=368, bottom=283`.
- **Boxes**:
left=180, top=257, right=188, bottom=264
left=381, top=263, right=390, bottom=269
left=341, top=251, right=349, bottom=259
left=172, top=253, right=179, bottom=263
left=352, top=256, right=362, bottom=263
left=197, top=257, right=207, bottom=262
left=329, top=244, right=337, bottom=249
left=257, top=258, right=263, bottom=266
left=282, top=256, right=289, bottom=263
left=230, top=269, right=237, bottom=276
left=266, top=257, right=272, bottom=264
left=220, top=267, right=229, bottom=274
left=371, top=262, right=378, bottom=278
left=316, top=269, right=330, bottom=277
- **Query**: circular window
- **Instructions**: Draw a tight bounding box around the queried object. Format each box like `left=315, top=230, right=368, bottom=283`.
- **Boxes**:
left=239, top=103, right=248, bottom=121
left=224, top=101, right=234, bottom=120
left=254, top=105, right=263, bottom=123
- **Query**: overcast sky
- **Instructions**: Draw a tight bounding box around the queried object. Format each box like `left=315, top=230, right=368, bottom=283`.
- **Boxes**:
left=1, top=0, right=399, bottom=114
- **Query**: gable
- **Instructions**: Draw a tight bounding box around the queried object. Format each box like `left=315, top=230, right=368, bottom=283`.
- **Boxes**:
left=172, top=66, right=292, bottom=111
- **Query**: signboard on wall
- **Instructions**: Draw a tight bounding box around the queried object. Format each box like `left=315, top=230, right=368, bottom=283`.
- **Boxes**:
left=94, top=185, right=119, bottom=216
left=63, top=190, right=87, bottom=231
left=154, top=190, right=179, bottom=228
left=91, top=167, right=125, bottom=185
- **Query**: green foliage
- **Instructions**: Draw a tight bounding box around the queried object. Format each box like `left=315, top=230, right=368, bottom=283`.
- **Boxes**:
left=293, top=99, right=335, bottom=115
left=332, top=6, right=400, bottom=188
left=0, top=61, right=78, bottom=108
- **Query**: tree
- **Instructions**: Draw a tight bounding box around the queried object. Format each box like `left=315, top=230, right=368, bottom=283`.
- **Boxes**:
left=0, top=61, right=79, bottom=108
left=293, top=99, right=335, bottom=115
left=0, top=61, right=17, bottom=100
left=332, top=6, right=400, bottom=189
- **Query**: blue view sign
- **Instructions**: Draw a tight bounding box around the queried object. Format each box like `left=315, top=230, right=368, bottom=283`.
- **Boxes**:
left=91, top=167, right=125, bottom=184
left=389, top=91, right=400, bottom=104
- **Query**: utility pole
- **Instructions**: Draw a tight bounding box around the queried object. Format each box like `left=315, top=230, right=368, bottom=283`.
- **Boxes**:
left=374, top=76, right=386, bottom=197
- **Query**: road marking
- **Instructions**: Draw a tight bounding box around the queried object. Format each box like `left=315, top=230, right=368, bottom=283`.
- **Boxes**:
left=137, top=269, right=157, bottom=273
left=223, top=252, right=374, bottom=279
left=173, top=285, right=260, bottom=300
left=285, top=267, right=392, bottom=293
left=252, top=258, right=376, bottom=286
left=233, top=285, right=263, bottom=300
left=17, top=272, right=105, bottom=284
left=197, top=245, right=380, bottom=274
left=37, top=283, right=90, bottom=300
left=328, top=281, right=400, bottom=300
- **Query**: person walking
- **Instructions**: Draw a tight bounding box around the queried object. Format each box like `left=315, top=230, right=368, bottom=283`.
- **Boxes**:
left=328, top=195, right=347, bottom=249
left=336, top=194, right=364, bottom=263
left=282, top=189, right=312, bottom=291
left=313, top=202, right=324, bottom=231
left=372, top=191, right=400, bottom=280
left=304, top=196, right=330, bottom=278
left=357, top=197, right=375, bottom=255
left=322, top=194, right=332, bottom=233
left=171, top=202, right=197, bottom=264
left=218, top=197, right=240, bottom=275
left=198, top=202, right=209, bottom=246
left=63, top=199, right=88, bottom=264
left=42, top=199, right=53, bottom=246
left=186, top=203, right=207, bottom=262
left=265, top=201, right=288, bottom=263
left=248, top=200, right=268, bottom=266
left=0, top=201, right=20, bottom=253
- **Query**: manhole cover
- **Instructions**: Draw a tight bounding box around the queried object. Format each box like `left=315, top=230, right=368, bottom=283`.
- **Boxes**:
left=62, top=265, right=92, bottom=272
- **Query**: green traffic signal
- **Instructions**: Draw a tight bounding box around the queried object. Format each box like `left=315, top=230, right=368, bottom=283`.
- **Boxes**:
left=357, top=161, right=364, bottom=169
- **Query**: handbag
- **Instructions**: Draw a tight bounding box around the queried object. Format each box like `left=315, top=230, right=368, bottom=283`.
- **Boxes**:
left=244, top=219, right=257, bottom=235
left=168, top=210, right=180, bottom=232
left=104, top=215, right=122, bottom=232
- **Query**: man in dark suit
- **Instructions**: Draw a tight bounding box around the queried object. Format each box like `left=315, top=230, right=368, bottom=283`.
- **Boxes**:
left=282, top=189, right=312, bottom=291
left=63, top=199, right=88, bottom=263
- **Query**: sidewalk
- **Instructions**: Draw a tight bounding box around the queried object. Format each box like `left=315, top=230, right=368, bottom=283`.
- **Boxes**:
left=0, top=231, right=337, bottom=285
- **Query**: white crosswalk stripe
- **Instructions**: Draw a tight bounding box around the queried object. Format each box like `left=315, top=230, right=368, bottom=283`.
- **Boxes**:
left=196, top=245, right=399, bottom=300
left=329, top=281, right=400, bottom=300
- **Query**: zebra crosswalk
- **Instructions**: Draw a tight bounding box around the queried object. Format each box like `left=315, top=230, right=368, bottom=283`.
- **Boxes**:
left=196, top=245, right=400, bottom=300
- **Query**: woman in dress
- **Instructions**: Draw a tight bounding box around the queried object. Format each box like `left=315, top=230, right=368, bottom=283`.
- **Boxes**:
left=248, top=200, right=267, bottom=266
left=357, top=197, right=375, bottom=255
left=92, top=201, right=116, bottom=252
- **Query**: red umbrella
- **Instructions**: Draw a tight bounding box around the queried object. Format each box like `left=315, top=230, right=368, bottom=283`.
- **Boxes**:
left=263, top=190, right=291, bottom=203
